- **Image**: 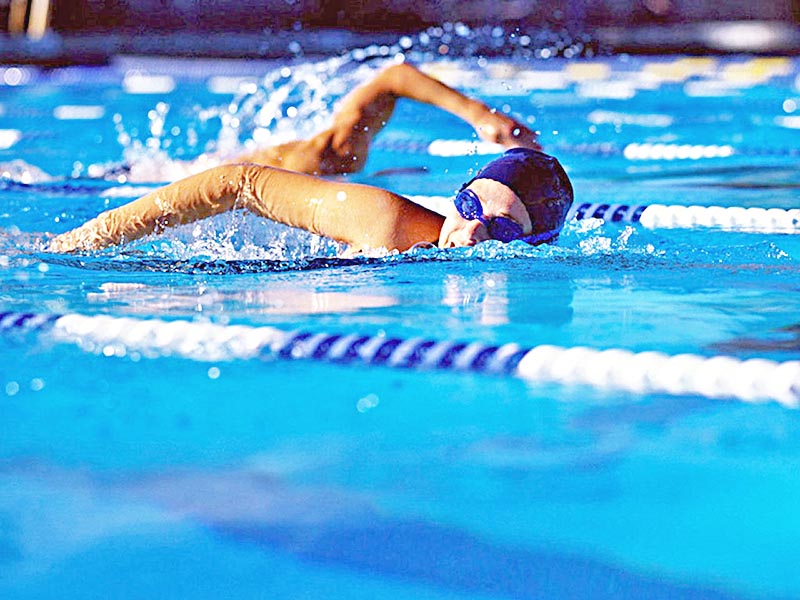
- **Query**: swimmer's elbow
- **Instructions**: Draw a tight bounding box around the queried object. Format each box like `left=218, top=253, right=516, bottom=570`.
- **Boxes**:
left=232, top=162, right=279, bottom=218
left=378, top=62, right=417, bottom=95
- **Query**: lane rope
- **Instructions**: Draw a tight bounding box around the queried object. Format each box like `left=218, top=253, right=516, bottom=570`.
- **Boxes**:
left=568, top=202, right=800, bottom=232
left=2, top=138, right=784, bottom=198
left=408, top=195, right=800, bottom=234
left=373, top=138, right=800, bottom=159
left=9, top=172, right=796, bottom=234
left=3, top=135, right=797, bottom=234
left=2, top=311, right=798, bottom=406
left=6, top=175, right=798, bottom=235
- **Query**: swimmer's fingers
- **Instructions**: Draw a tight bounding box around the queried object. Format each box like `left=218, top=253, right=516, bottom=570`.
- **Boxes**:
left=507, top=125, right=542, bottom=151
left=475, top=118, right=542, bottom=151
left=47, top=219, right=108, bottom=253
left=47, top=231, right=83, bottom=253
left=496, top=117, right=541, bottom=150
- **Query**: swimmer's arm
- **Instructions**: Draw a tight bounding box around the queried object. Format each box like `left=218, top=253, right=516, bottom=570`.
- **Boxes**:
left=48, top=164, right=442, bottom=253
left=234, top=63, right=539, bottom=174
left=48, top=166, right=248, bottom=252
left=338, top=62, right=541, bottom=150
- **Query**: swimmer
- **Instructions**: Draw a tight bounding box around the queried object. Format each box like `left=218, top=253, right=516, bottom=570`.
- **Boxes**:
left=49, top=63, right=573, bottom=254
left=231, top=62, right=542, bottom=175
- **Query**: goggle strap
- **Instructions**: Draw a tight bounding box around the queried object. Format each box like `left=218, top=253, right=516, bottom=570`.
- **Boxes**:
left=518, top=228, right=559, bottom=245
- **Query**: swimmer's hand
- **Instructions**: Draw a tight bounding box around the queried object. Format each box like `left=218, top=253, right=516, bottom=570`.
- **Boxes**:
left=47, top=217, right=112, bottom=252
left=47, top=230, right=88, bottom=253
left=469, top=102, right=541, bottom=151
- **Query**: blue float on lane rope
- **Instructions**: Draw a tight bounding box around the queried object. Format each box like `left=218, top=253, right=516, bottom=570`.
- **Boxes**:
left=1, top=310, right=798, bottom=407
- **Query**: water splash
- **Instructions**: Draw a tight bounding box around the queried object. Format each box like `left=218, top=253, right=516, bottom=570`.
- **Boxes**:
left=212, top=23, right=594, bottom=153
left=66, top=23, right=602, bottom=262
left=210, top=55, right=383, bottom=156
left=0, top=159, right=53, bottom=184
left=399, top=22, right=595, bottom=61
left=93, top=21, right=593, bottom=185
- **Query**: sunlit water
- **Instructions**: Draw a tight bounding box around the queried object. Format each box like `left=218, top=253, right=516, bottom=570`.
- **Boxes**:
left=1, top=27, right=799, bottom=599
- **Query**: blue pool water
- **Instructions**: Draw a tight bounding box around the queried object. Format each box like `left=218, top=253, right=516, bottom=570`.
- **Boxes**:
left=1, top=35, right=800, bottom=598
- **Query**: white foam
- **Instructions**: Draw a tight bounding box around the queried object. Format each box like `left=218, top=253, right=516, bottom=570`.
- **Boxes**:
left=427, top=139, right=504, bottom=157
left=123, top=73, right=176, bottom=95
left=53, top=105, right=105, bottom=120
left=0, top=129, right=21, bottom=150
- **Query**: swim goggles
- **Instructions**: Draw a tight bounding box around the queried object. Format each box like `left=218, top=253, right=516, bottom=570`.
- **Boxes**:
left=453, top=188, right=557, bottom=245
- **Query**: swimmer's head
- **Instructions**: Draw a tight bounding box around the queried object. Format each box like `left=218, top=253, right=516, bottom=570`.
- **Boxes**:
left=438, top=148, right=573, bottom=248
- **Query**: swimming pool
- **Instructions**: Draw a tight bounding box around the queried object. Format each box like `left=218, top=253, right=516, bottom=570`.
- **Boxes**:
left=1, top=32, right=800, bottom=598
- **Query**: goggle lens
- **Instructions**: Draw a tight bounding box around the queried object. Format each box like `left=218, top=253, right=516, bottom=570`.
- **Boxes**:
left=454, top=189, right=525, bottom=243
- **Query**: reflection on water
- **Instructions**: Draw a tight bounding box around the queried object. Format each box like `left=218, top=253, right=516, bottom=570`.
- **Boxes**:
left=443, top=269, right=574, bottom=327
left=443, top=272, right=509, bottom=325
left=87, top=281, right=399, bottom=316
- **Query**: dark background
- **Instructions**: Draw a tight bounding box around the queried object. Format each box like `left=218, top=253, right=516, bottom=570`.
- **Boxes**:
left=3, top=1, right=800, bottom=63
left=42, top=0, right=797, bottom=33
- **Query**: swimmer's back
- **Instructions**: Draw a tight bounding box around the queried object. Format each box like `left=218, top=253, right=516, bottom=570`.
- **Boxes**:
left=232, top=127, right=368, bottom=176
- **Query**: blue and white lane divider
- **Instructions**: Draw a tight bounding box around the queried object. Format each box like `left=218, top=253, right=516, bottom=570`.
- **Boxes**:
left=376, top=138, right=800, bottom=160
left=2, top=311, right=798, bottom=407
left=408, top=196, right=800, bottom=234
left=568, top=202, right=800, bottom=233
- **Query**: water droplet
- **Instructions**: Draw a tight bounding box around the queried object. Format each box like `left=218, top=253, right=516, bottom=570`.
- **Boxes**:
left=356, top=393, right=380, bottom=412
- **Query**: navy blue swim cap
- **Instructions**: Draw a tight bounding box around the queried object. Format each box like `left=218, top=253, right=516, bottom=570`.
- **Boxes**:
left=463, top=148, right=574, bottom=241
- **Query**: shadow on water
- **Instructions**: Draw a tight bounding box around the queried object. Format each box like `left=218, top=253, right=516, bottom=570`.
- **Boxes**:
left=41, top=253, right=392, bottom=275
left=36, top=249, right=666, bottom=277
left=34, top=231, right=800, bottom=277
left=38, top=249, right=518, bottom=275
left=36, top=242, right=550, bottom=274
left=0, top=462, right=764, bottom=600
left=219, top=518, right=749, bottom=600
left=711, top=322, right=800, bottom=355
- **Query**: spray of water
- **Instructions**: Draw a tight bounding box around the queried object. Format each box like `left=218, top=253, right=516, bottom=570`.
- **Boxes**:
left=102, top=22, right=591, bottom=181
left=20, top=24, right=594, bottom=261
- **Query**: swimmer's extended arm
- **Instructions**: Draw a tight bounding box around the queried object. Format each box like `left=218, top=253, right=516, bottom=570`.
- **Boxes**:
left=340, top=62, right=541, bottom=150
left=238, top=63, right=540, bottom=173
left=48, top=164, right=443, bottom=253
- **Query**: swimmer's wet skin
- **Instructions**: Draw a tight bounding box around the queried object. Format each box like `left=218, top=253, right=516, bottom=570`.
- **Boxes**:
left=47, top=62, right=572, bottom=253
left=440, top=148, right=573, bottom=248
left=233, top=62, right=542, bottom=175
left=48, top=149, right=573, bottom=254
left=48, top=163, right=443, bottom=253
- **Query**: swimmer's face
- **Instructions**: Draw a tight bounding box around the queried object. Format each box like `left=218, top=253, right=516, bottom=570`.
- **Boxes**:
left=438, top=179, right=532, bottom=248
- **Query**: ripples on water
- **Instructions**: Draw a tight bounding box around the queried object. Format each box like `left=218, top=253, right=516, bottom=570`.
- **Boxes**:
left=1, top=24, right=798, bottom=276
left=1, top=25, right=576, bottom=267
